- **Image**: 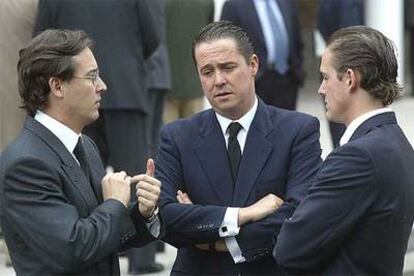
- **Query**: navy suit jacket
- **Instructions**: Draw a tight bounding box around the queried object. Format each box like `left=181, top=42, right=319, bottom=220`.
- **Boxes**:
left=0, top=117, right=154, bottom=275
left=274, top=112, right=414, bottom=275
left=317, top=0, right=364, bottom=41
left=157, top=100, right=322, bottom=275
left=221, top=0, right=304, bottom=84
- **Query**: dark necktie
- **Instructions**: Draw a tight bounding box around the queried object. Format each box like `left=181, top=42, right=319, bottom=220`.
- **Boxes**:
left=73, top=137, right=91, bottom=182
left=227, top=122, right=242, bottom=183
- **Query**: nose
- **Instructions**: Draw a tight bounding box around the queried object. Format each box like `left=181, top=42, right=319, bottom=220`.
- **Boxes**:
left=96, top=76, right=107, bottom=93
left=214, top=70, right=226, bottom=87
left=318, top=80, right=325, bottom=96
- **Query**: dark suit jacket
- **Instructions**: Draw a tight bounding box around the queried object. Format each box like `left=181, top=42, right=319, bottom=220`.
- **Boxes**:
left=0, top=117, right=155, bottom=276
left=34, top=0, right=159, bottom=113
left=156, top=100, right=322, bottom=275
left=317, top=0, right=364, bottom=41
left=274, top=112, right=414, bottom=275
left=221, top=0, right=304, bottom=84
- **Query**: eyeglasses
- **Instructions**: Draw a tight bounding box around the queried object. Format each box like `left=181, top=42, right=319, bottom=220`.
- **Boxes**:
left=73, top=71, right=100, bottom=86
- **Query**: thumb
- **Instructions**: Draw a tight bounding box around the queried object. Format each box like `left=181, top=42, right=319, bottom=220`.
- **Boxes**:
left=146, top=158, right=155, bottom=177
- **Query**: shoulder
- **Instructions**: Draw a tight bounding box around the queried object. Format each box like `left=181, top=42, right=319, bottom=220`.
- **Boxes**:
left=263, top=104, right=319, bottom=131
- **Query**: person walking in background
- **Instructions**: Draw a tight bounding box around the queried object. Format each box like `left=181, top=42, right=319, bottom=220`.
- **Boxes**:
left=164, top=0, right=215, bottom=123
left=221, top=0, right=304, bottom=111
left=0, top=29, right=162, bottom=275
left=274, top=26, right=414, bottom=276
left=157, top=21, right=322, bottom=275
left=316, top=0, right=364, bottom=148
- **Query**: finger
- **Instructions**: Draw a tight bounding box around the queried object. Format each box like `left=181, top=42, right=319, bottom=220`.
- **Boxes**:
left=177, top=190, right=192, bottom=204
left=146, top=158, right=155, bottom=177
left=136, top=178, right=161, bottom=192
left=138, top=196, right=156, bottom=211
left=131, top=174, right=161, bottom=187
left=136, top=187, right=159, bottom=201
left=177, top=194, right=185, bottom=204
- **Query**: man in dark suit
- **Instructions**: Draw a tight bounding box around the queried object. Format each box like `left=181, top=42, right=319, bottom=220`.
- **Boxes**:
left=0, top=29, right=161, bottom=276
left=156, top=21, right=322, bottom=275
left=274, top=26, right=414, bottom=275
left=221, top=0, right=304, bottom=111
left=34, top=0, right=160, bottom=183
left=317, top=0, right=364, bottom=148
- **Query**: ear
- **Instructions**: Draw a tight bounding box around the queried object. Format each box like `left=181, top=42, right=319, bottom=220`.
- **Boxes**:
left=344, top=68, right=359, bottom=91
left=48, top=77, right=65, bottom=98
left=249, top=54, right=259, bottom=76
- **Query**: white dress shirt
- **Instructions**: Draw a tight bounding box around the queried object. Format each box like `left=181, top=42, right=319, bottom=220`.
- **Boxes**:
left=214, top=97, right=258, bottom=263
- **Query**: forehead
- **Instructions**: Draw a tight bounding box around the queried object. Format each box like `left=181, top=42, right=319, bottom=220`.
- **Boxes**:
left=72, top=47, right=97, bottom=73
left=195, top=38, right=242, bottom=65
left=320, top=48, right=336, bottom=71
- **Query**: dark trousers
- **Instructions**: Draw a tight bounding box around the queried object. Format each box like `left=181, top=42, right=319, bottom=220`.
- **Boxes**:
left=255, top=69, right=298, bottom=111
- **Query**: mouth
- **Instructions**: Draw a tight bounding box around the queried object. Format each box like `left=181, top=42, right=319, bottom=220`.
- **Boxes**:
left=214, top=91, right=232, bottom=99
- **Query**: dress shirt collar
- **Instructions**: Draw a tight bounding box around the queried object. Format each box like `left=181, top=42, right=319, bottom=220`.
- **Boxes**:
left=215, top=97, right=258, bottom=138
left=339, top=107, right=393, bottom=146
left=34, top=110, right=80, bottom=154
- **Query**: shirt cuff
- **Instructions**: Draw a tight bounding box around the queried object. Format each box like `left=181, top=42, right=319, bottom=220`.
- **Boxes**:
left=225, top=237, right=246, bottom=263
left=145, top=215, right=160, bottom=238
left=219, top=207, right=240, bottom=237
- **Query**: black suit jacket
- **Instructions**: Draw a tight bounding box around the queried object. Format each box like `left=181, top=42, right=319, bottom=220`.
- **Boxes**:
left=221, top=0, right=304, bottom=84
left=274, top=112, right=414, bottom=275
left=0, top=117, right=154, bottom=275
left=34, top=0, right=159, bottom=113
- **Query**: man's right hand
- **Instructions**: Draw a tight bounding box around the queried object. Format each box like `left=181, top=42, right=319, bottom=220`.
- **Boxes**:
left=238, top=194, right=284, bottom=226
left=102, top=171, right=131, bottom=208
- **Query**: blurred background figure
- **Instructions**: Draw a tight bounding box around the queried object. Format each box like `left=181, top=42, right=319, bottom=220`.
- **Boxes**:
left=0, top=0, right=37, bottom=152
left=163, top=0, right=215, bottom=123
left=128, top=0, right=170, bottom=274
left=33, top=1, right=160, bottom=274
left=316, top=0, right=364, bottom=148
left=406, top=0, right=414, bottom=96
left=0, top=0, right=39, bottom=267
left=221, top=0, right=304, bottom=111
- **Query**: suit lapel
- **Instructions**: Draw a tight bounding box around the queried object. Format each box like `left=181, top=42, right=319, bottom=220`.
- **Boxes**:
left=233, top=101, right=273, bottom=206
left=25, top=117, right=100, bottom=209
left=194, top=110, right=235, bottom=205
left=82, top=135, right=105, bottom=203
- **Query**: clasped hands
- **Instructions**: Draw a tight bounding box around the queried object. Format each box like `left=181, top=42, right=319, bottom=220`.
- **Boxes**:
left=101, top=158, right=161, bottom=219
left=176, top=190, right=284, bottom=252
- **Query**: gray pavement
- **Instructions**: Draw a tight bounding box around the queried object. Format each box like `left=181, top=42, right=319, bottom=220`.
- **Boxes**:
left=0, top=83, right=413, bottom=275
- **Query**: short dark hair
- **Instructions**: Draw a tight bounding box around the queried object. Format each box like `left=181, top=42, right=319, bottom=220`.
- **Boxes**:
left=192, top=20, right=254, bottom=64
left=327, top=25, right=402, bottom=105
left=18, top=29, right=94, bottom=116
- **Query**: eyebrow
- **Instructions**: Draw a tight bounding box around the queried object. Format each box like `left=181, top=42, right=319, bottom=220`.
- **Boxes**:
left=86, top=68, right=99, bottom=76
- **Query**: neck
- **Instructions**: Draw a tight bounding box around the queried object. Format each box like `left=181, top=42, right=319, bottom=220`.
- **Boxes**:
left=344, top=94, right=384, bottom=126
left=43, top=108, right=83, bottom=134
